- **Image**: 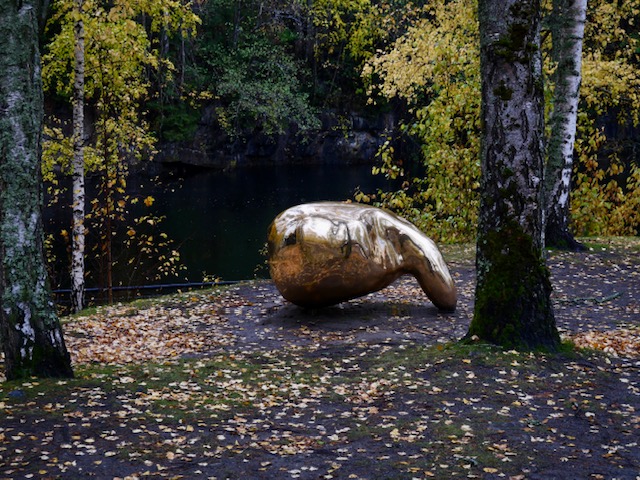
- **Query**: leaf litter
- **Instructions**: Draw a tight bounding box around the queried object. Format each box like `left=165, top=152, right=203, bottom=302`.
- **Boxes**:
left=1, top=237, right=639, bottom=479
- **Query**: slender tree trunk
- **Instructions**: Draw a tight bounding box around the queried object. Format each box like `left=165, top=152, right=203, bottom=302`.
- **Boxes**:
left=465, top=0, right=560, bottom=351
left=233, top=0, right=241, bottom=49
left=94, top=79, right=114, bottom=304
left=71, top=0, right=86, bottom=312
left=179, top=32, right=185, bottom=89
left=103, top=133, right=114, bottom=305
left=106, top=188, right=113, bottom=304
left=544, top=0, right=587, bottom=250
left=0, top=0, right=73, bottom=379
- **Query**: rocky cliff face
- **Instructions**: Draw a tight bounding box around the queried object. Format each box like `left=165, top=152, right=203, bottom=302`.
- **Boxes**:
left=154, top=106, right=396, bottom=169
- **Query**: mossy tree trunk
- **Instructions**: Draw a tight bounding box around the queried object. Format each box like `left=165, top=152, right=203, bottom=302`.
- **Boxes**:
left=544, top=0, right=587, bottom=251
left=466, top=0, right=561, bottom=351
left=0, top=0, right=74, bottom=379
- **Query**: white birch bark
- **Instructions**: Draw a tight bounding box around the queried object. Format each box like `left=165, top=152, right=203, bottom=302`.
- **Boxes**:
left=544, top=0, right=587, bottom=250
left=71, top=0, right=86, bottom=312
left=0, top=0, right=73, bottom=379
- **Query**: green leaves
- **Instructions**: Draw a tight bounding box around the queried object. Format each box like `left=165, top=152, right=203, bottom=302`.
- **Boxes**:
left=215, top=40, right=320, bottom=136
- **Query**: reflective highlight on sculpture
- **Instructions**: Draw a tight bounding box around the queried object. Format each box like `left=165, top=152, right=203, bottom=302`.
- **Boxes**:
left=267, top=202, right=457, bottom=311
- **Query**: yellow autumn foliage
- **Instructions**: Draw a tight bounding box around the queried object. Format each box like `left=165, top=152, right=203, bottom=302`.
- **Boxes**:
left=570, top=0, right=640, bottom=236
left=363, top=0, right=640, bottom=241
left=362, top=0, right=480, bottom=242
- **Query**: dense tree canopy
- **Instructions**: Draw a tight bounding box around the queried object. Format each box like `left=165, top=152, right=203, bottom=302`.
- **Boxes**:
left=361, top=0, right=480, bottom=242
left=42, top=0, right=196, bottom=298
left=362, top=0, right=640, bottom=241
left=35, top=0, right=640, bottom=301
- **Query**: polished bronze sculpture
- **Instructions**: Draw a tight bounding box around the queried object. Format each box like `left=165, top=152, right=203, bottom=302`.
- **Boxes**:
left=267, top=202, right=457, bottom=311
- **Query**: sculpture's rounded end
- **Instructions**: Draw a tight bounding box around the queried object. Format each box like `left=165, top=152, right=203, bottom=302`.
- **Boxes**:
left=416, top=275, right=457, bottom=312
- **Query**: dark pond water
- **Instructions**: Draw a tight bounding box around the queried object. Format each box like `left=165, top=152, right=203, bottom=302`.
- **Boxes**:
left=152, top=163, right=391, bottom=281
left=45, top=163, right=394, bottom=293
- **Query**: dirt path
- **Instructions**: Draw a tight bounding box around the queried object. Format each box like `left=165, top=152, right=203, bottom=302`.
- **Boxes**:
left=215, top=239, right=639, bottom=356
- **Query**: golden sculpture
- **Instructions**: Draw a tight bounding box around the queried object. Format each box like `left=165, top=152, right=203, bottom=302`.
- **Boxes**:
left=267, top=202, right=457, bottom=311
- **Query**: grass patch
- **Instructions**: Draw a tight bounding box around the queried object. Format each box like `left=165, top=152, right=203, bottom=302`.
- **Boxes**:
left=440, top=242, right=475, bottom=265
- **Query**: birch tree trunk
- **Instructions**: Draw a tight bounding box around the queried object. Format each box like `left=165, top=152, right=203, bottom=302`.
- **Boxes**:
left=544, top=0, right=587, bottom=250
left=71, top=0, right=86, bottom=312
left=465, top=0, right=560, bottom=351
left=0, top=0, right=74, bottom=379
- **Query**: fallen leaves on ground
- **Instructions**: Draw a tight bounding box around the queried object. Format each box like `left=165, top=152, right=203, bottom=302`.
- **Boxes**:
left=2, top=342, right=639, bottom=479
left=1, top=237, right=639, bottom=479
left=569, top=326, right=640, bottom=358
left=65, top=294, right=241, bottom=365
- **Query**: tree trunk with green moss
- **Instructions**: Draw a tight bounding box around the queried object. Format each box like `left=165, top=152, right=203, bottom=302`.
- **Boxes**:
left=0, top=0, right=74, bottom=380
left=544, top=0, right=587, bottom=251
left=466, top=0, right=561, bottom=351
